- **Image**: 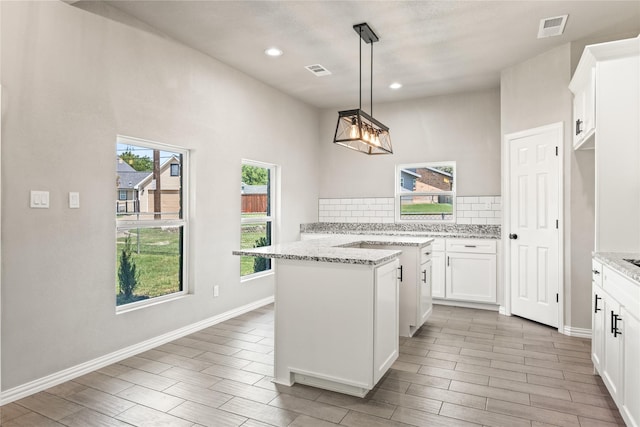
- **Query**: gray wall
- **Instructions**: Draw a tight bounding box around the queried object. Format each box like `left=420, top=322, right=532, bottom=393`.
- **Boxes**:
left=0, top=1, right=319, bottom=390
left=500, top=43, right=593, bottom=330
left=318, top=90, right=501, bottom=198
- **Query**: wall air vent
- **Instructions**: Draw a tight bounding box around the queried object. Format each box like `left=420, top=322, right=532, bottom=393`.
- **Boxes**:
left=538, top=15, right=568, bottom=38
left=305, top=64, right=332, bottom=77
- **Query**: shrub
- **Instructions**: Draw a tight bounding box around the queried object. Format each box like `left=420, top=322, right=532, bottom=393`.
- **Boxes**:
left=118, top=236, right=139, bottom=300
left=253, top=236, right=270, bottom=273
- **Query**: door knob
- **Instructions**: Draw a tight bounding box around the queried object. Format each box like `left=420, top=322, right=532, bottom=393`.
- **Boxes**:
left=509, top=233, right=518, bottom=240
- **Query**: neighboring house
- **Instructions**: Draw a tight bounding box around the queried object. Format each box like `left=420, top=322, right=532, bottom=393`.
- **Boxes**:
left=399, top=169, right=420, bottom=192
left=116, top=157, right=151, bottom=213
left=136, top=155, right=182, bottom=219
left=414, top=167, right=453, bottom=192
left=241, top=183, right=268, bottom=213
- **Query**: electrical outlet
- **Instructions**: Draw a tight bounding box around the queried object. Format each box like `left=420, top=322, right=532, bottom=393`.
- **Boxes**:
left=485, top=202, right=492, bottom=210
left=213, top=285, right=219, bottom=297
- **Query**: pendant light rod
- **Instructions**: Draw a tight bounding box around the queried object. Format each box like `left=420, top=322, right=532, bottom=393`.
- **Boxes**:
left=353, top=23, right=379, bottom=116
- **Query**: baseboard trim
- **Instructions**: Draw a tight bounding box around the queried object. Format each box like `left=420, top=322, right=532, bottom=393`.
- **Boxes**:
left=0, top=296, right=274, bottom=405
left=498, top=306, right=510, bottom=316
left=563, top=325, right=592, bottom=338
left=433, top=300, right=499, bottom=311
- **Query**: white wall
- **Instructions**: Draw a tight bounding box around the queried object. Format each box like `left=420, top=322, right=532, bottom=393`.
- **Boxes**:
left=500, top=43, right=593, bottom=330
left=0, top=1, right=319, bottom=391
left=318, top=90, right=501, bottom=198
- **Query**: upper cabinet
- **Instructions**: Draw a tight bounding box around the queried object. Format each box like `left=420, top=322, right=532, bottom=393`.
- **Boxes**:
left=569, top=37, right=639, bottom=151
left=569, top=61, right=596, bottom=149
left=571, top=36, right=640, bottom=252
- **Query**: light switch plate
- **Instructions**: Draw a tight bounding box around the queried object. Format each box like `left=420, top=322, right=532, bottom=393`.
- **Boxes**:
left=30, top=190, right=50, bottom=208
left=69, top=192, right=80, bottom=209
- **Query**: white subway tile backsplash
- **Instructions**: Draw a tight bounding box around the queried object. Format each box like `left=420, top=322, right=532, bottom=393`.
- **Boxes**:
left=318, top=196, right=501, bottom=225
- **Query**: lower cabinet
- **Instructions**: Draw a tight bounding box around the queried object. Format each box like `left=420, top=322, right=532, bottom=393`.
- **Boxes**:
left=274, top=258, right=399, bottom=397
left=432, top=238, right=498, bottom=305
left=361, top=243, right=433, bottom=337
left=592, top=258, right=640, bottom=427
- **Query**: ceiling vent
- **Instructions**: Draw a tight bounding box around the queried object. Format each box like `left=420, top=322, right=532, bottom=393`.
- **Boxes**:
left=305, top=64, right=332, bottom=77
left=538, top=15, right=568, bottom=38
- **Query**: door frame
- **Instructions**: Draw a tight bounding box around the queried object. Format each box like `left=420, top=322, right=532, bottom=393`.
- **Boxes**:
left=501, top=122, right=564, bottom=333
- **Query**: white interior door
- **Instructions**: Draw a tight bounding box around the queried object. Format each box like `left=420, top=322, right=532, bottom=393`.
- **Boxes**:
left=507, top=124, right=561, bottom=328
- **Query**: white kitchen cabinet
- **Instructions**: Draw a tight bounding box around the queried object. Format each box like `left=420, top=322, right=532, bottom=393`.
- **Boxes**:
left=446, top=251, right=497, bottom=303
left=431, top=250, right=446, bottom=298
left=570, top=36, right=640, bottom=252
left=434, top=238, right=497, bottom=304
left=592, top=258, right=640, bottom=427
left=621, top=305, right=640, bottom=427
left=361, top=242, right=433, bottom=337
left=591, top=260, right=604, bottom=371
left=601, top=289, right=622, bottom=400
left=569, top=63, right=596, bottom=149
left=274, top=257, right=399, bottom=397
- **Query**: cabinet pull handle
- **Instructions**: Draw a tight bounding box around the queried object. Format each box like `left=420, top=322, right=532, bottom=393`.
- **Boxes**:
left=594, top=294, right=601, bottom=313
left=614, top=314, right=622, bottom=338
left=422, top=270, right=427, bottom=283
left=398, top=265, right=403, bottom=282
left=424, top=252, right=431, bottom=256
left=576, top=119, right=583, bottom=135
left=610, top=310, right=615, bottom=334
left=464, top=245, right=476, bottom=248
left=592, top=269, right=600, bottom=275
left=447, top=256, right=450, bottom=267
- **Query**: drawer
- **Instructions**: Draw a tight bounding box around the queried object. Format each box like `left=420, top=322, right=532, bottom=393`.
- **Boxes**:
left=603, top=266, right=639, bottom=316
left=592, top=258, right=603, bottom=288
left=431, top=238, right=445, bottom=252
left=446, top=238, right=496, bottom=254
left=420, top=244, right=432, bottom=264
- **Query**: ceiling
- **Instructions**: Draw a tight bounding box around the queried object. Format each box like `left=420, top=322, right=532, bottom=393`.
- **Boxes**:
left=75, top=1, right=640, bottom=109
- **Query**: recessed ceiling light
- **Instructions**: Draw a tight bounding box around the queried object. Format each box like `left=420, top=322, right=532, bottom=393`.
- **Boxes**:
left=389, top=82, right=402, bottom=90
left=264, top=47, right=283, bottom=57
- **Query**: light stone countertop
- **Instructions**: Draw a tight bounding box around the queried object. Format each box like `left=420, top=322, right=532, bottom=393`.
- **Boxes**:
left=594, top=252, right=640, bottom=284
left=299, top=223, right=501, bottom=239
left=233, top=235, right=434, bottom=265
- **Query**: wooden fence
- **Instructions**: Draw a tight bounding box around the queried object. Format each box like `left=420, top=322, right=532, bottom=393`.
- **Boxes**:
left=242, top=194, right=267, bottom=213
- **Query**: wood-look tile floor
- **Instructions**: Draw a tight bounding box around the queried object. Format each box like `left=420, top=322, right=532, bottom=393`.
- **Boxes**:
left=0, top=304, right=626, bottom=427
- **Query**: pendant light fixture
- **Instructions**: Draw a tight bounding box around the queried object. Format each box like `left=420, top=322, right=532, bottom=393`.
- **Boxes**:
left=333, top=23, right=392, bottom=155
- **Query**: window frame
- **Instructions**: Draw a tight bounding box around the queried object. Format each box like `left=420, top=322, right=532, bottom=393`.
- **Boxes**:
left=116, top=135, right=189, bottom=312
left=394, top=161, right=456, bottom=224
left=118, top=190, right=127, bottom=201
left=240, top=159, right=277, bottom=281
left=170, top=163, right=180, bottom=176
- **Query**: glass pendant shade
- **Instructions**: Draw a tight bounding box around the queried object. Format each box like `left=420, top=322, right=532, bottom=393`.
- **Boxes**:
left=334, top=109, right=392, bottom=155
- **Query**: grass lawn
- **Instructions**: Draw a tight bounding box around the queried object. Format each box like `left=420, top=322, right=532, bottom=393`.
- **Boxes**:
left=240, top=222, right=270, bottom=277
left=116, top=227, right=182, bottom=303
left=401, top=203, right=453, bottom=215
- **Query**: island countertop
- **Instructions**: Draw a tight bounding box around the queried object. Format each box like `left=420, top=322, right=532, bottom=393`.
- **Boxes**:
left=233, top=235, right=434, bottom=265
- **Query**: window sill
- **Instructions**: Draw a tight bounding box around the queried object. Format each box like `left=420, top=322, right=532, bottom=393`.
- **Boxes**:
left=241, top=270, right=275, bottom=283
left=116, top=291, right=189, bottom=314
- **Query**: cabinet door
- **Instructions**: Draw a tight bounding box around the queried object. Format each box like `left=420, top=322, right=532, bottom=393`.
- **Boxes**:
left=592, top=286, right=605, bottom=371
left=446, top=252, right=497, bottom=303
left=418, top=260, right=432, bottom=325
left=431, top=251, right=446, bottom=298
left=373, top=260, right=399, bottom=384
left=602, top=293, right=623, bottom=400
left=621, top=307, right=639, bottom=427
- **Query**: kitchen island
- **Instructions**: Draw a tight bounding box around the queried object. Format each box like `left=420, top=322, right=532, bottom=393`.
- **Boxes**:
left=233, top=235, right=433, bottom=397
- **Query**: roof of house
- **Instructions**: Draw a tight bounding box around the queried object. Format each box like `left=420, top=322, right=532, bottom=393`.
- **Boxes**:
left=136, top=155, right=181, bottom=190
left=117, top=157, right=151, bottom=190
left=400, top=169, right=421, bottom=178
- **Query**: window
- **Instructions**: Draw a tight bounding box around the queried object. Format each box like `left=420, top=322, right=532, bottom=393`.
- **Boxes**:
left=240, top=160, right=276, bottom=278
left=395, top=162, right=456, bottom=222
left=170, top=163, right=180, bottom=176
left=119, top=190, right=127, bottom=200
left=116, top=136, right=188, bottom=308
